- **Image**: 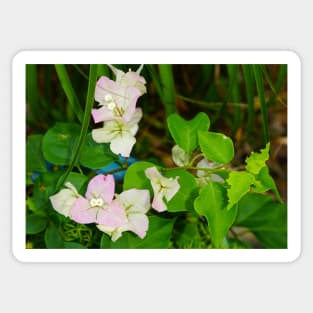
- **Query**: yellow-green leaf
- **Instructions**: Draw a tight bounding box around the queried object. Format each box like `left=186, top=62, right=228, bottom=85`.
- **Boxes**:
left=245, top=143, right=270, bottom=174
left=226, top=171, right=255, bottom=210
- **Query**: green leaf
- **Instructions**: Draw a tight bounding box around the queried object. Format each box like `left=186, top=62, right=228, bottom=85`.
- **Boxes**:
left=42, top=123, right=80, bottom=165
left=254, top=226, right=287, bottom=249
left=26, top=214, right=48, bottom=234
left=44, top=224, right=64, bottom=249
left=226, top=171, right=255, bottom=210
left=214, top=169, right=229, bottom=181
left=26, top=197, right=41, bottom=214
left=235, top=193, right=273, bottom=224
left=33, top=171, right=64, bottom=210
left=175, top=222, right=204, bottom=248
left=194, top=181, right=237, bottom=248
left=198, top=131, right=234, bottom=164
left=253, top=166, right=284, bottom=203
left=79, top=133, right=117, bottom=169
left=26, top=134, right=47, bottom=173
left=100, top=216, right=175, bottom=249
left=32, top=171, right=87, bottom=212
left=64, top=242, right=87, bottom=249
left=66, top=172, right=89, bottom=192
left=164, top=169, right=198, bottom=212
left=167, top=112, right=210, bottom=153
left=246, top=142, right=270, bottom=175
left=236, top=193, right=287, bottom=248
left=123, top=161, right=156, bottom=193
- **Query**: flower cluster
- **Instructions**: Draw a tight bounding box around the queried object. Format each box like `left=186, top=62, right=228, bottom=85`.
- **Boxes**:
left=50, top=174, right=150, bottom=241
left=49, top=66, right=181, bottom=242
left=50, top=168, right=180, bottom=241
left=91, top=65, right=146, bottom=157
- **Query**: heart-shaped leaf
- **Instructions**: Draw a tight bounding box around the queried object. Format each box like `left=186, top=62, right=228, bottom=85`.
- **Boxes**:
left=167, top=112, right=210, bottom=153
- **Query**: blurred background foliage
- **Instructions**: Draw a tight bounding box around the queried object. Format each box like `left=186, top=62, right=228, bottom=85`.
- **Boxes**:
left=26, top=64, right=287, bottom=248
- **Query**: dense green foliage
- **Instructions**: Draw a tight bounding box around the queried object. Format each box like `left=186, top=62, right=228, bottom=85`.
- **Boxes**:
left=26, top=64, right=287, bottom=249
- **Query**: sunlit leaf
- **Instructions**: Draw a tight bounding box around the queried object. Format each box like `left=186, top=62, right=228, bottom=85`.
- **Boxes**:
left=194, top=181, right=237, bottom=248
left=198, top=131, right=234, bottom=164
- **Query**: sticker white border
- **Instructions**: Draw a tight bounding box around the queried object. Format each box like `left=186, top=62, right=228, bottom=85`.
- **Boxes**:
left=12, top=51, right=301, bottom=263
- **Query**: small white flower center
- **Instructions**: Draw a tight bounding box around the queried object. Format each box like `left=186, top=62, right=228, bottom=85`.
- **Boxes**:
left=104, top=94, right=113, bottom=102
left=90, top=198, right=104, bottom=207
left=107, top=101, right=117, bottom=110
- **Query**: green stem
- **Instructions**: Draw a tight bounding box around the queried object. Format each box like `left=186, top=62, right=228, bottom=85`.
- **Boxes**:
left=97, top=64, right=110, bottom=77
left=177, top=94, right=248, bottom=110
left=161, top=164, right=226, bottom=172
left=189, top=153, right=204, bottom=166
left=146, top=65, right=164, bottom=100
left=56, top=64, right=98, bottom=190
left=26, top=64, right=39, bottom=119
left=96, top=162, right=227, bottom=177
left=104, top=166, right=128, bottom=175
left=73, top=64, right=89, bottom=80
left=55, top=64, right=84, bottom=123
left=260, top=65, right=287, bottom=106
left=76, top=165, right=84, bottom=175
left=158, top=64, right=176, bottom=116
left=227, top=64, right=241, bottom=135
left=124, top=157, right=129, bottom=167
left=252, top=65, right=269, bottom=144
left=242, top=65, right=255, bottom=140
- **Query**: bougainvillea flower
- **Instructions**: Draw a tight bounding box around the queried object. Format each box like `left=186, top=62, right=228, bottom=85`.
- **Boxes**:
left=92, top=108, right=142, bottom=157
left=97, top=189, right=150, bottom=241
left=93, top=77, right=141, bottom=123
left=116, top=189, right=150, bottom=238
left=108, top=64, right=147, bottom=95
left=49, top=182, right=79, bottom=217
left=70, top=174, right=127, bottom=227
left=145, top=167, right=180, bottom=212
left=171, top=144, right=190, bottom=166
left=196, top=158, right=224, bottom=186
